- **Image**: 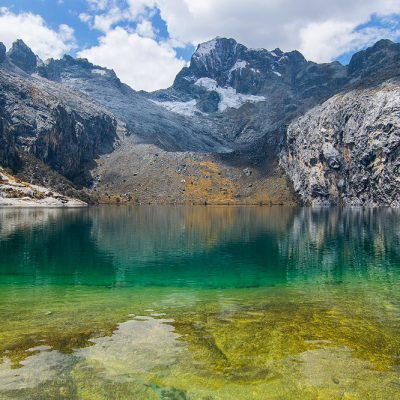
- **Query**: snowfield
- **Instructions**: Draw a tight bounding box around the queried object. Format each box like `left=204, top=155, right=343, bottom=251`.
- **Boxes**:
left=195, top=78, right=265, bottom=112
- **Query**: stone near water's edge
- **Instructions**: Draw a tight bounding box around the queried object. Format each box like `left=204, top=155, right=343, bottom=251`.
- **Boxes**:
left=0, top=168, right=87, bottom=207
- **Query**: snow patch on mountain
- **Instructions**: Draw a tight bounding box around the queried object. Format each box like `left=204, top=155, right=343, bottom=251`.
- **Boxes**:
left=193, top=39, right=217, bottom=59
left=152, top=99, right=200, bottom=116
left=228, top=61, right=248, bottom=79
left=92, top=69, right=107, bottom=76
left=195, top=78, right=265, bottom=112
left=230, top=60, right=248, bottom=73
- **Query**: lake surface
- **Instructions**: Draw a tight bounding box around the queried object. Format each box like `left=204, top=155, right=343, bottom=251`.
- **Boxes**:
left=0, top=206, right=399, bottom=399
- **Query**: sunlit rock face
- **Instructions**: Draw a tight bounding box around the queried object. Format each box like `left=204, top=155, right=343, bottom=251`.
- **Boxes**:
left=281, top=80, right=400, bottom=207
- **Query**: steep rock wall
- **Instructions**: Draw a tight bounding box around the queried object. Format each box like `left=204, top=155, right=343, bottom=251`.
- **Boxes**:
left=281, top=80, right=400, bottom=207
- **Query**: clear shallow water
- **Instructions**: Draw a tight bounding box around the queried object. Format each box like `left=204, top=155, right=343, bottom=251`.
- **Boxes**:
left=0, top=206, right=399, bottom=399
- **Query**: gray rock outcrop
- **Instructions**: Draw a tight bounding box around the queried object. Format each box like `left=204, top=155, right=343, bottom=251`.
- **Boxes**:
left=0, top=53, right=118, bottom=183
left=281, top=80, right=400, bottom=207
left=0, top=111, right=18, bottom=169
left=7, top=39, right=38, bottom=73
left=0, top=42, right=6, bottom=64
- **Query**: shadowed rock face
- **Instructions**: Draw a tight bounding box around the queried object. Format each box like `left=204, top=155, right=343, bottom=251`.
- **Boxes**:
left=0, top=45, right=118, bottom=184
left=7, top=39, right=38, bottom=73
left=0, top=43, right=6, bottom=64
left=0, top=111, right=19, bottom=170
left=348, top=39, right=400, bottom=85
left=172, top=37, right=346, bottom=100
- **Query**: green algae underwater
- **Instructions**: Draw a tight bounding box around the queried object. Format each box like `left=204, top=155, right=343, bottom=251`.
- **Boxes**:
left=0, top=206, right=399, bottom=400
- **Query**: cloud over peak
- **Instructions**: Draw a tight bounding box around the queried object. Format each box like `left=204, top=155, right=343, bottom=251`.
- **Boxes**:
left=0, top=7, right=76, bottom=60
left=78, top=27, right=185, bottom=91
left=0, top=1, right=400, bottom=90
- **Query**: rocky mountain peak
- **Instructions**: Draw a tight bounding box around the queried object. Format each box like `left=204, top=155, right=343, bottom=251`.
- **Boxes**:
left=7, top=39, right=38, bottom=73
left=190, top=37, right=246, bottom=80
left=371, top=38, right=395, bottom=50
left=193, top=37, right=240, bottom=58
left=348, top=38, right=400, bottom=81
left=173, top=37, right=313, bottom=96
left=37, top=55, right=118, bottom=87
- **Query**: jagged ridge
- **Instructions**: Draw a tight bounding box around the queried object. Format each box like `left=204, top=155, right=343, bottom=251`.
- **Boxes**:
left=0, top=37, right=399, bottom=206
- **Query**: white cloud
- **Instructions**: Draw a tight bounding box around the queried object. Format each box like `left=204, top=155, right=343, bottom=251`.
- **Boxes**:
left=136, top=19, right=156, bottom=39
left=299, top=21, right=400, bottom=62
left=145, top=0, right=400, bottom=62
left=92, top=7, right=128, bottom=32
left=0, top=8, right=76, bottom=60
left=78, top=27, right=185, bottom=91
left=126, top=0, right=157, bottom=20
left=76, top=0, right=400, bottom=91
left=82, top=0, right=158, bottom=34
left=86, top=0, right=109, bottom=11
left=79, top=13, right=92, bottom=23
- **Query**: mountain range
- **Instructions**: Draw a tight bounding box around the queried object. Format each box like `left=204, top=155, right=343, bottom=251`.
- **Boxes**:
left=0, top=37, right=399, bottom=206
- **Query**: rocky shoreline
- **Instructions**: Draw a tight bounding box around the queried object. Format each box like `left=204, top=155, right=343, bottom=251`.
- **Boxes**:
left=0, top=169, right=87, bottom=208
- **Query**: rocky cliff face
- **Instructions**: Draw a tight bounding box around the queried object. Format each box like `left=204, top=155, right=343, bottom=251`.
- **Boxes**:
left=0, top=109, right=19, bottom=170
left=281, top=80, right=400, bottom=207
left=0, top=41, right=118, bottom=184
left=6, top=39, right=39, bottom=73
left=0, top=37, right=399, bottom=206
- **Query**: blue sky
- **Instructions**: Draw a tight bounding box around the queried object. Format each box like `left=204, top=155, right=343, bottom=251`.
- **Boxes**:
left=0, top=1, right=399, bottom=90
left=0, top=0, right=195, bottom=59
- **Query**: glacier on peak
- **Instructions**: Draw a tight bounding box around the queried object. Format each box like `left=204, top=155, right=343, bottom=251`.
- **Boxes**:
left=151, top=99, right=200, bottom=117
left=195, top=78, right=265, bottom=112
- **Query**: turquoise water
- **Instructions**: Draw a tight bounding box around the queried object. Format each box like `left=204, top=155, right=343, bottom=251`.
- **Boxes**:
left=0, top=206, right=399, bottom=399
